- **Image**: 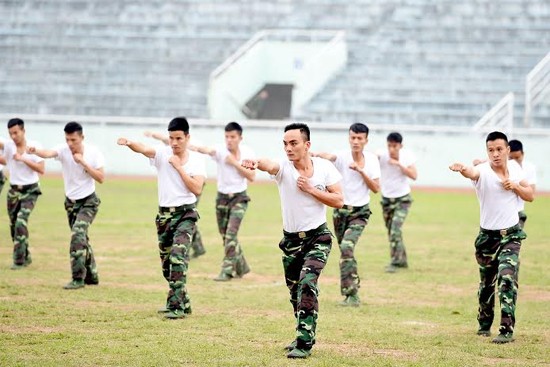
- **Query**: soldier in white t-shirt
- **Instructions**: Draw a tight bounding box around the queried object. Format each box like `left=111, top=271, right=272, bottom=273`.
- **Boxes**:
left=28, top=122, right=104, bottom=289
left=508, top=140, right=537, bottom=229
left=450, top=131, right=534, bottom=344
left=189, top=122, right=256, bottom=281
left=0, top=118, right=45, bottom=270
left=242, top=123, right=343, bottom=359
left=312, top=123, right=380, bottom=307
left=118, top=117, right=206, bottom=320
left=378, top=132, right=417, bottom=273
left=144, top=130, right=207, bottom=259
left=0, top=136, right=6, bottom=195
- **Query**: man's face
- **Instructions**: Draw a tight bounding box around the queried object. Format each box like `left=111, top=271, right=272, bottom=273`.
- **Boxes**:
left=509, top=150, right=523, bottom=164
left=65, top=132, right=84, bottom=154
left=225, top=130, right=242, bottom=152
left=349, top=131, right=368, bottom=152
left=486, top=139, right=510, bottom=168
left=283, top=129, right=309, bottom=162
left=8, top=124, right=25, bottom=145
left=169, top=130, right=189, bottom=154
left=387, top=141, right=402, bottom=159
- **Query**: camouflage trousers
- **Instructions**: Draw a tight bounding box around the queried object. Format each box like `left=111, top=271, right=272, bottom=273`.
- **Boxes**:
left=518, top=211, right=527, bottom=229
left=7, top=183, right=41, bottom=265
left=381, top=194, right=412, bottom=266
left=0, top=171, right=5, bottom=195
left=215, top=191, right=250, bottom=277
left=156, top=204, right=198, bottom=312
left=64, top=193, right=100, bottom=283
left=279, top=223, right=332, bottom=351
left=333, top=204, right=371, bottom=296
left=475, top=224, right=525, bottom=335
left=190, top=189, right=206, bottom=257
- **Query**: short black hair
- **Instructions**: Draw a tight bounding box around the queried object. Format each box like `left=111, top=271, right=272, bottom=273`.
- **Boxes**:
left=486, top=131, right=508, bottom=145
left=64, top=121, right=83, bottom=134
left=7, top=118, right=24, bottom=129
left=349, top=123, right=369, bottom=136
left=167, top=117, right=189, bottom=134
left=387, top=132, right=402, bottom=144
left=508, top=139, right=523, bottom=153
left=225, top=121, right=243, bottom=135
left=284, top=123, right=310, bottom=142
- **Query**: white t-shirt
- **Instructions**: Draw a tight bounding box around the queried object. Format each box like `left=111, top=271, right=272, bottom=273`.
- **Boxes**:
left=473, top=160, right=524, bottom=230
left=379, top=148, right=416, bottom=198
left=0, top=136, right=5, bottom=171
left=55, top=143, right=104, bottom=200
left=517, top=159, right=537, bottom=211
left=151, top=146, right=206, bottom=207
left=333, top=150, right=380, bottom=206
left=4, top=140, right=44, bottom=185
left=213, top=144, right=255, bottom=194
left=274, top=157, right=342, bottom=233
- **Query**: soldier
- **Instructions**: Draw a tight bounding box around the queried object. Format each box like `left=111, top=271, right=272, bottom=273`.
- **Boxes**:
left=312, top=123, right=380, bottom=307
left=118, top=117, right=205, bottom=319
left=449, top=131, right=534, bottom=344
left=242, top=123, right=343, bottom=359
left=378, top=132, right=417, bottom=273
left=0, top=118, right=45, bottom=270
left=508, top=140, right=537, bottom=228
left=144, top=130, right=206, bottom=258
left=188, top=122, right=255, bottom=281
left=27, top=122, right=104, bottom=289
left=0, top=136, right=6, bottom=195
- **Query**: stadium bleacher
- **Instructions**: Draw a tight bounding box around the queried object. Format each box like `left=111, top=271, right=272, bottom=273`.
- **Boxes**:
left=0, top=0, right=549, bottom=126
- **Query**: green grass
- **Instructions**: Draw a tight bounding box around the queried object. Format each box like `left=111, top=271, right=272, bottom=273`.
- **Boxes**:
left=0, top=176, right=549, bottom=367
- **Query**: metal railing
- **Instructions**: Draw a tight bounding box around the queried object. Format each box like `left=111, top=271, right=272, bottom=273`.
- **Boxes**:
left=524, top=51, right=550, bottom=127
left=472, top=92, right=514, bottom=134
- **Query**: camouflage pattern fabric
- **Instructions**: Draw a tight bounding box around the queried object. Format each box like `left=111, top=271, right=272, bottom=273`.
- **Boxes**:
left=7, top=183, right=41, bottom=265
left=215, top=191, right=250, bottom=277
left=475, top=224, right=526, bottom=335
left=156, top=204, right=198, bottom=312
left=518, top=211, right=527, bottom=229
left=190, top=188, right=206, bottom=257
left=381, top=194, right=412, bottom=266
left=332, top=204, right=371, bottom=296
left=64, top=193, right=100, bottom=283
left=279, top=224, right=332, bottom=351
left=0, top=171, right=5, bottom=195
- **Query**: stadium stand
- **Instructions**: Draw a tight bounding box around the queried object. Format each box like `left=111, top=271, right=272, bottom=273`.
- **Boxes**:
left=0, top=0, right=549, bottom=126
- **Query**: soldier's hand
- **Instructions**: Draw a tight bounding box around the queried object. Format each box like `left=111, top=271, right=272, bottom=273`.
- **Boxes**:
left=13, top=153, right=22, bottom=161
left=26, top=146, right=36, bottom=154
left=349, top=162, right=362, bottom=172
left=449, top=163, right=466, bottom=172
left=73, top=153, right=84, bottom=164
left=389, top=158, right=400, bottom=166
left=297, top=175, right=314, bottom=193
left=225, top=154, right=238, bottom=166
left=241, top=159, right=258, bottom=170
left=143, top=131, right=153, bottom=138
left=502, top=178, right=516, bottom=191
left=117, top=138, right=130, bottom=146
left=169, top=155, right=182, bottom=167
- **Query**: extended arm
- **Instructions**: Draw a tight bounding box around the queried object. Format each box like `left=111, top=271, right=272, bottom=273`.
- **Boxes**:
left=188, top=144, right=216, bottom=157
left=27, top=146, right=58, bottom=159
left=310, top=151, right=337, bottom=162
left=242, top=158, right=280, bottom=176
left=117, top=138, right=156, bottom=158
left=449, top=163, right=480, bottom=180
left=144, top=131, right=169, bottom=145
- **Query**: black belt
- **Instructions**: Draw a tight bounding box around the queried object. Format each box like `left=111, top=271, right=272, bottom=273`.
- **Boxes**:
left=480, top=223, right=521, bottom=237
left=342, top=204, right=367, bottom=210
left=284, top=223, right=327, bottom=240
left=10, top=183, right=38, bottom=191
left=67, top=192, right=96, bottom=204
left=158, top=203, right=195, bottom=214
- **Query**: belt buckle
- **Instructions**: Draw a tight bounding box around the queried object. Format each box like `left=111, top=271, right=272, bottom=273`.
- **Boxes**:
left=17, top=185, right=23, bottom=190
left=169, top=207, right=176, bottom=213
left=298, top=231, right=306, bottom=239
left=347, top=205, right=353, bottom=210
left=499, top=229, right=507, bottom=236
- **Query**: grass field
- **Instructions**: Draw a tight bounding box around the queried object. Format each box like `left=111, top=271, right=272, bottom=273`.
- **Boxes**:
left=0, top=176, right=549, bottom=367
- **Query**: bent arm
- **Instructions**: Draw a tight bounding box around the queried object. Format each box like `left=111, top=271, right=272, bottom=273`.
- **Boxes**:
left=307, top=182, right=344, bottom=209
left=401, top=163, right=417, bottom=180
left=82, top=164, right=105, bottom=184
left=361, top=174, right=380, bottom=193
left=175, top=169, right=205, bottom=196
left=514, top=180, right=534, bottom=202
left=23, top=159, right=45, bottom=175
